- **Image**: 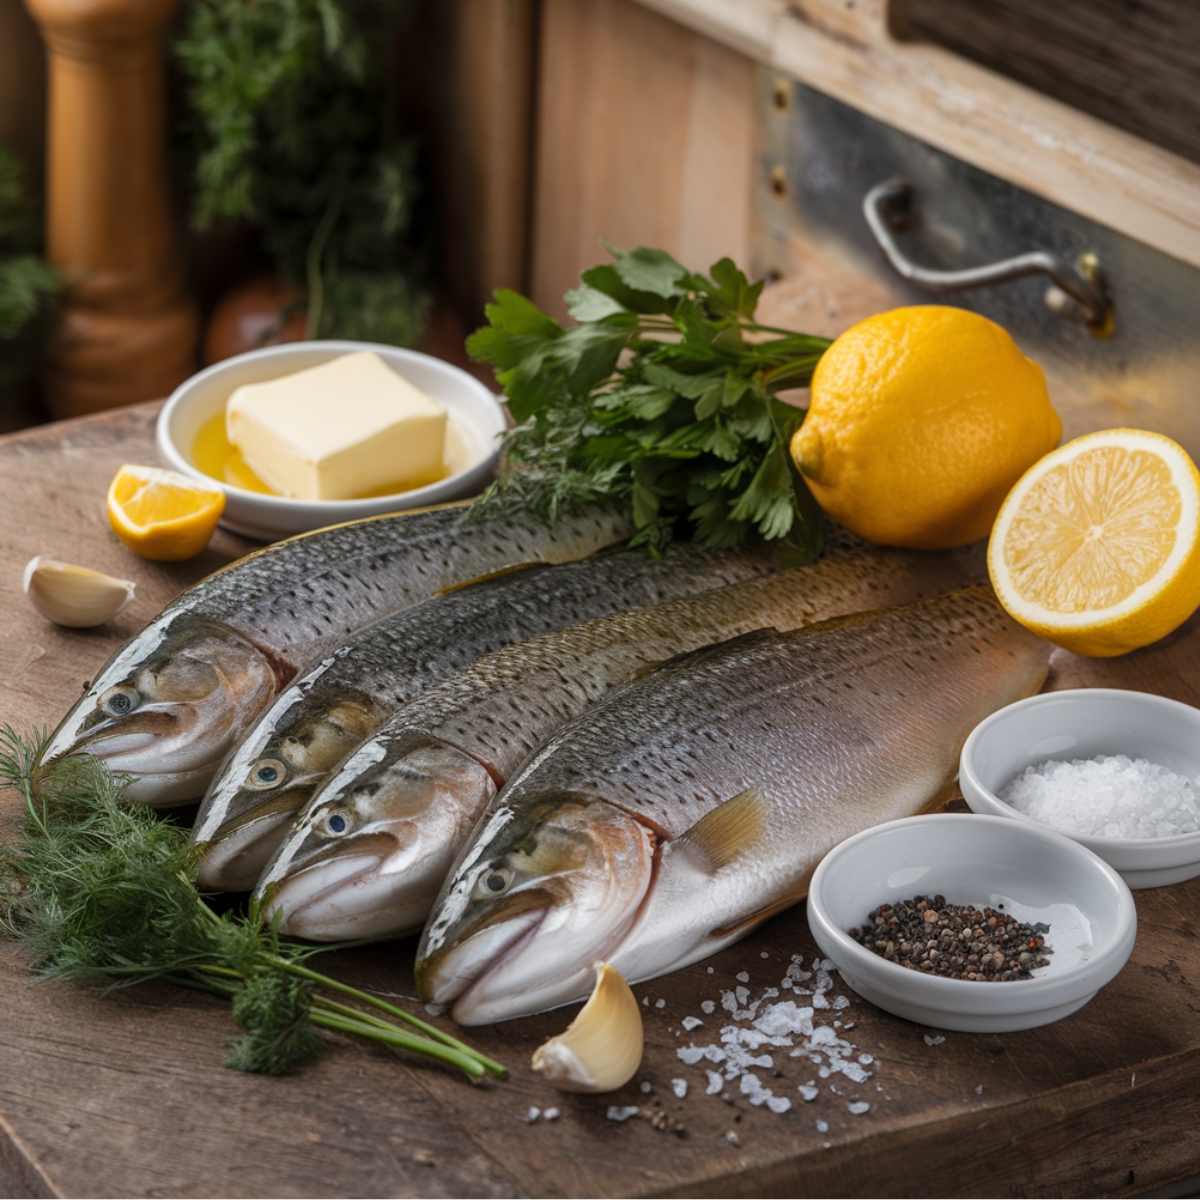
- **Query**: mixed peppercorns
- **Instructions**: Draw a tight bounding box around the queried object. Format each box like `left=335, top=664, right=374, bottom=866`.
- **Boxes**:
left=848, top=894, right=1052, bottom=981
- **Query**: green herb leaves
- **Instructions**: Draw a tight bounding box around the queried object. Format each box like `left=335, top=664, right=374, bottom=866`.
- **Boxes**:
left=468, top=247, right=830, bottom=554
left=0, top=729, right=504, bottom=1081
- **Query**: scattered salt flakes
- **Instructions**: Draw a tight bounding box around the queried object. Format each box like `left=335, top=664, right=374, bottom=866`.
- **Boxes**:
left=655, top=998, right=666, bottom=1009
left=706, top=1070, right=724, bottom=1095
left=640, top=1081, right=653, bottom=1094
left=843, top=1022, right=855, bottom=1030
left=525, top=1107, right=541, bottom=1123
left=761, top=951, right=770, bottom=959
left=736, top=970, right=750, bottom=983
left=768, top=1095, right=792, bottom=1113
left=924, top=1034, right=945, bottom=1046
left=543, top=1108, right=560, bottom=1121
left=735, top=986, right=750, bottom=1006
left=812, top=992, right=830, bottom=1009
left=780, top=978, right=793, bottom=990
left=848, top=1101, right=870, bottom=1115
left=642, top=996, right=650, bottom=1006
left=832, top=995, right=851, bottom=1010
left=726, top=1131, right=740, bottom=1146
left=678, top=1043, right=727, bottom=1066
left=707, top=966, right=714, bottom=974
left=607, top=1106, right=639, bottom=1122
left=858, top=1054, right=874, bottom=1065
left=754, top=1000, right=814, bottom=1039
left=975, top=1085, right=984, bottom=1094
left=672, top=1078, right=688, bottom=1099
left=798, top=1084, right=819, bottom=1102
left=818, top=1068, right=831, bottom=1079
left=839, top=1061, right=872, bottom=1084
left=829, top=1084, right=842, bottom=1095
left=816, top=1119, right=829, bottom=1133
left=424, top=1002, right=446, bottom=1017
left=700, top=1000, right=716, bottom=1015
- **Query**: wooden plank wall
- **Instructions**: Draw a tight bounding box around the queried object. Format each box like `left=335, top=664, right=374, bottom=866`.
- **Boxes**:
left=528, top=0, right=756, bottom=321
left=909, top=0, right=1200, bottom=169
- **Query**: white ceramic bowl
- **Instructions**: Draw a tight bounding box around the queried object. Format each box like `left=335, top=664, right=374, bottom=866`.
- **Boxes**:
left=156, top=340, right=506, bottom=539
left=806, top=814, right=1137, bottom=1033
left=960, top=689, right=1200, bottom=889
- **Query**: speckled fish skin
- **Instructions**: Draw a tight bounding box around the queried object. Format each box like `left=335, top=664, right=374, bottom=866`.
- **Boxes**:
left=192, top=540, right=782, bottom=890
left=257, top=544, right=988, bottom=941
left=415, top=586, right=1050, bottom=1025
left=42, top=504, right=631, bottom=807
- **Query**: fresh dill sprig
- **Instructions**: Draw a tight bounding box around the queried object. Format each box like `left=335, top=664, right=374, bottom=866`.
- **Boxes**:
left=0, top=727, right=504, bottom=1081
left=467, top=246, right=831, bottom=556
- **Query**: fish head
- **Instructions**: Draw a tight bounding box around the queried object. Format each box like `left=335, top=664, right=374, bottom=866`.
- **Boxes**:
left=415, top=792, right=657, bottom=1025
left=43, top=618, right=282, bottom=806
left=193, top=692, right=383, bottom=891
left=256, top=731, right=497, bottom=940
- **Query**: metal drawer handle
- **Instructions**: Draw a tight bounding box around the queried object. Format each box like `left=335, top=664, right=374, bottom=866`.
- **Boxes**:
left=863, top=179, right=1113, bottom=336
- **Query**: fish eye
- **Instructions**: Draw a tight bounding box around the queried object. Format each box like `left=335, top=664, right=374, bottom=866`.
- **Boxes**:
left=322, top=810, right=352, bottom=837
left=99, top=685, right=140, bottom=718
left=479, top=866, right=514, bottom=897
left=246, top=758, right=287, bottom=791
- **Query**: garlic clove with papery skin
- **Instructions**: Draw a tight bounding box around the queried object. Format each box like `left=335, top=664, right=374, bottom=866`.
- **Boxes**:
left=531, top=962, right=644, bottom=1093
left=23, top=557, right=136, bottom=628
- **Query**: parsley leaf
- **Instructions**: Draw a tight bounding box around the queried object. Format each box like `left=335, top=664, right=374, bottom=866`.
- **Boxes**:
left=469, top=248, right=831, bottom=556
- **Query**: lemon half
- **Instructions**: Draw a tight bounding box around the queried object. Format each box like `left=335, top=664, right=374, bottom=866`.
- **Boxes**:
left=989, top=429, right=1200, bottom=657
left=107, top=464, right=225, bottom=561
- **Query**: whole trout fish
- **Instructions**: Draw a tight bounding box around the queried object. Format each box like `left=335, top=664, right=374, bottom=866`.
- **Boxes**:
left=415, top=587, right=1050, bottom=1025
left=257, top=546, right=986, bottom=940
left=193, top=541, right=782, bottom=889
left=43, top=505, right=630, bottom=805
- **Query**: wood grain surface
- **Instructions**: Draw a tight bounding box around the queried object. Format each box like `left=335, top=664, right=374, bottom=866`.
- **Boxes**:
left=0, top=406, right=1199, bottom=1198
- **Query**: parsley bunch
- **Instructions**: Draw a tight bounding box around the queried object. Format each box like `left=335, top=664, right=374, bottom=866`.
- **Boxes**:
left=468, top=246, right=831, bottom=554
left=0, top=728, right=503, bottom=1081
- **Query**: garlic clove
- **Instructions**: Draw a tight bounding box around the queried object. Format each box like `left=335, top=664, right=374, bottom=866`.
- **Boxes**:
left=23, top=556, right=136, bottom=628
left=531, top=962, right=643, bottom=1093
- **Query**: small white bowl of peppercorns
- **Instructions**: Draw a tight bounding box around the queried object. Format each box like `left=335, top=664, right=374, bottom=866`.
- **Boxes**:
left=806, top=813, right=1137, bottom=1033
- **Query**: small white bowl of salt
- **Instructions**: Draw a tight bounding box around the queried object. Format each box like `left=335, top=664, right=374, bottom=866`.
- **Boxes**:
left=960, top=689, right=1200, bottom=889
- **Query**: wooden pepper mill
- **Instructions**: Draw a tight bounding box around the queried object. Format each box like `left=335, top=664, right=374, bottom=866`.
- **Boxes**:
left=23, top=0, right=199, bottom=418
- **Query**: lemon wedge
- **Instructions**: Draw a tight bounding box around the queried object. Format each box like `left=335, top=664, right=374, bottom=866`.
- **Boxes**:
left=107, top=464, right=226, bottom=561
left=989, top=429, right=1200, bottom=656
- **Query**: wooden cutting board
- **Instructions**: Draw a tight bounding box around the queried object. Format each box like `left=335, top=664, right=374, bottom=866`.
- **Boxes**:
left=0, top=405, right=1198, bottom=1199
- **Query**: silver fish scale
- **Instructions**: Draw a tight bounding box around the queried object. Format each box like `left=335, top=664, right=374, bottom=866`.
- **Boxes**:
left=379, top=545, right=987, bottom=776
left=497, top=587, right=1047, bottom=837
left=280, top=541, right=778, bottom=711
left=153, top=506, right=629, bottom=664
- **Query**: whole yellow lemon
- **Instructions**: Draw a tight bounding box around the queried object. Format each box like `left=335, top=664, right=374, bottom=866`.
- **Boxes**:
left=790, top=306, right=1062, bottom=549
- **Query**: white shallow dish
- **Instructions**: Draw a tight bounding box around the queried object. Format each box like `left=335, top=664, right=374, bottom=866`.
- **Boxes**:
left=960, top=689, right=1200, bottom=889
left=807, top=814, right=1137, bottom=1033
left=156, top=340, right=506, bottom=540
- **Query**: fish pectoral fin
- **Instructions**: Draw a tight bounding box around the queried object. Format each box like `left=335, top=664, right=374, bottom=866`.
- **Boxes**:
left=709, top=869, right=813, bottom=940
left=672, top=789, right=769, bottom=876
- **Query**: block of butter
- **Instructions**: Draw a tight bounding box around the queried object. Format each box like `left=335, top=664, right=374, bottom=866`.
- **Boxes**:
left=226, top=351, right=448, bottom=500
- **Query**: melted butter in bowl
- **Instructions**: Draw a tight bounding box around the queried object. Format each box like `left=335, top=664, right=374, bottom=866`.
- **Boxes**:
left=190, top=408, right=478, bottom=499
left=157, top=341, right=506, bottom=539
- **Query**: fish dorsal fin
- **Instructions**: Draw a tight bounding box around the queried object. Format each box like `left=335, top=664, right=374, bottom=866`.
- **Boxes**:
left=633, top=627, right=783, bottom=682
left=673, top=789, right=768, bottom=875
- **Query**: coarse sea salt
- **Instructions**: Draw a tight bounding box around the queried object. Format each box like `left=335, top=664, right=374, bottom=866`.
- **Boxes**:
left=1000, top=754, right=1200, bottom=839
left=673, top=955, right=878, bottom=1117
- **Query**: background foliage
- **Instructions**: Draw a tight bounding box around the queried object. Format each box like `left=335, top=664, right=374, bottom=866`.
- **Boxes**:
left=175, top=0, right=428, bottom=346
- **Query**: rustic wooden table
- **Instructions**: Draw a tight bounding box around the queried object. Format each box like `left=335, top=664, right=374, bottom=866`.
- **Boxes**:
left=0, top=404, right=1198, bottom=1199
